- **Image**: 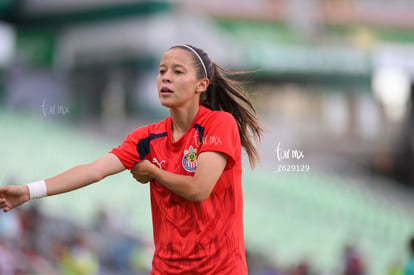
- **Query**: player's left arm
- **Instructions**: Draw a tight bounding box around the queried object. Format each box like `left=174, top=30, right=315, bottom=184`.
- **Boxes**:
left=131, top=151, right=228, bottom=202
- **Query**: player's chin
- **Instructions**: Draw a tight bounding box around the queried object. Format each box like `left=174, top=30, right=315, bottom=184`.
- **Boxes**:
left=159, top=97, right=177, bottom=108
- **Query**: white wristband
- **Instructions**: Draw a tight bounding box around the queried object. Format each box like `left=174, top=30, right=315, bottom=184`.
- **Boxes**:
left=27, top=180, right=47, bottom=200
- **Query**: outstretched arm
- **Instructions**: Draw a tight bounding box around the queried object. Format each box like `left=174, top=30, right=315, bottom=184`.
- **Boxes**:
left=131, top=151, right=228, bottom=202
left=0, top=153, right=125, bottom=212
left=46, top=153, right=125, bottom=195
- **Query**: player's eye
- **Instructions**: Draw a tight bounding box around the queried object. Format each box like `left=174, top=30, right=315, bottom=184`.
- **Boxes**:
left=175, top=70, right=183, bottom=74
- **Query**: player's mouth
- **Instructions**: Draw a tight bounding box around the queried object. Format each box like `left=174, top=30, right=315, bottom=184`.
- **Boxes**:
left=160, top=87, right=174, bottom=94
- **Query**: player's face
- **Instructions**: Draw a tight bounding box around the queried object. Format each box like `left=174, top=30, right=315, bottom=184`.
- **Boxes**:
left=157, top=48, right=206, bottom=109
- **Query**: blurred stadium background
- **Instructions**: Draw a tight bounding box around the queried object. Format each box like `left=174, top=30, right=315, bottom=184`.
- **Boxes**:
left=1, top=0, right=414, bottom=274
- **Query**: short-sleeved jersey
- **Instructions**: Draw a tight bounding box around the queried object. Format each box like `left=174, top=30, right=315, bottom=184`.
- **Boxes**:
left=110, top=106, right=247, bottom=274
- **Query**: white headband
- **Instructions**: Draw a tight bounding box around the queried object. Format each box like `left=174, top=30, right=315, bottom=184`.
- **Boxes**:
left=176, top=44, right=208, bottom=79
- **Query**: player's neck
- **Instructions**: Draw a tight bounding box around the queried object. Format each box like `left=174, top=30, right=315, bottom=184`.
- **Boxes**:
left=170, top=104, right=200, bottom=142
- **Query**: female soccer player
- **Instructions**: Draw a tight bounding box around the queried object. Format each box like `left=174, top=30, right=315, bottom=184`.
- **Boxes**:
left=0, top=44, right=263, bottom=274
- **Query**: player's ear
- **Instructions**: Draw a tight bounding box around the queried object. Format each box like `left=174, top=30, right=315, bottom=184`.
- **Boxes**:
left=196, top=78, right=209, bottom=94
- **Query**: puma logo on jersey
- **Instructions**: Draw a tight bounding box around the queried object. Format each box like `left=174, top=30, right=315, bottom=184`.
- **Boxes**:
left=152, top=157, right=166, bottom=169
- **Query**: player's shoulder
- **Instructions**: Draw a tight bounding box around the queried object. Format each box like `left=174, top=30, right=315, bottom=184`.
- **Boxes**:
left=128, top=118, right=169, bottom=137
left=200, top=106, right=237, bottom=126
left=146, top=117, right=169, bottom=133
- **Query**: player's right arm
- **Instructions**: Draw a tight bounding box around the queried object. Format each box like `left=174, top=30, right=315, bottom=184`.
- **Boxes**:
left=0, top=153, right=125, bottom=212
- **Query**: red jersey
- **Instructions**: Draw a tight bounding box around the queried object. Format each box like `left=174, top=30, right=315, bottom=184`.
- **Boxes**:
left=110, top=106, right=247, bottom=274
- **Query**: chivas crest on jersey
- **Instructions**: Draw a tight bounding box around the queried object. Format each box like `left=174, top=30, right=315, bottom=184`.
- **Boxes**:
left=182, top=145, right=198, bottom=172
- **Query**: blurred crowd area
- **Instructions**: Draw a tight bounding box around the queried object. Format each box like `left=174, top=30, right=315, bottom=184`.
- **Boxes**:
left=1, top=0, right=414, bottom=274
left=0, top=206, right=153, bottom=275
left=0, top=205, right=245, bottom=275
left=0, top=206, right=372, bottom=275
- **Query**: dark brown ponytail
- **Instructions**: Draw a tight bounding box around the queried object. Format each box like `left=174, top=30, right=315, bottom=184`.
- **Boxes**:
left=171, top=45, right=263, bottom=169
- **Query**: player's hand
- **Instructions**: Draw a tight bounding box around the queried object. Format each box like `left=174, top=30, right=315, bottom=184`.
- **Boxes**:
left=0, top=185, right=30, bottom=213
left=131, top=160, right=155, bottom=184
